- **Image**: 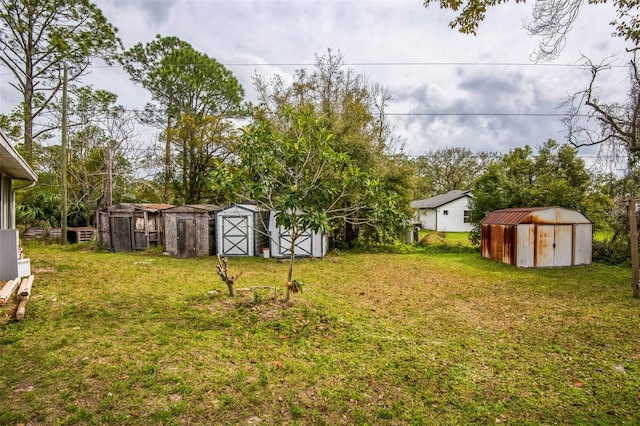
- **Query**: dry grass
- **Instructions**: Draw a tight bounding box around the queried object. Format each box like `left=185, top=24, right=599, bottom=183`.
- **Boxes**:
left=1, top=243, right=639, bottom=425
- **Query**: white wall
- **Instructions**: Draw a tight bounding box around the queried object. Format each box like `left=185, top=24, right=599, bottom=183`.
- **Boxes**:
left=428, top=197, right=472, bottom=232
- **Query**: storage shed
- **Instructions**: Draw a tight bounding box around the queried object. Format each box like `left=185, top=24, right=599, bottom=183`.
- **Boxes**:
left=481, top=207, right=592, bottom=267
left=216, top=203, right=269, bottom=256
left=267, top=211, right=328, bottom=258
left=97, top=203, right=173, bottom=252
left=163, top=204, right=221, bottom=258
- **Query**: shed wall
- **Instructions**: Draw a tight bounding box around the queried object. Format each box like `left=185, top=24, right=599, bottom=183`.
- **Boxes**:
left=516, top=224, right=535, bottom=267
left=216, top=205, right=269, bottom=257
left=164, top=211, right=215, bottom=258
left=573, top=224, right=593, bottom=265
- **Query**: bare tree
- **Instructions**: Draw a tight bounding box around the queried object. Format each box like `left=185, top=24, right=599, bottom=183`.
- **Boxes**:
left=564, top=52, right=640, bottom=297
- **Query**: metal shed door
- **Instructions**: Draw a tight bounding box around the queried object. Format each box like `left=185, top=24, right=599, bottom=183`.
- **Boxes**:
left=221, top=216, right=249, bottom=256
left=536, top=225, right=573, bottom=267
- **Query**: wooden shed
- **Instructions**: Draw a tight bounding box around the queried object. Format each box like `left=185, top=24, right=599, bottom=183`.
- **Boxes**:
left=267, top=211, right=328, bottom=258
left=216, top=203, right=269, bottom=257
left=97, top=203, right=173, bottom=252
left=163, top=204, right=221, bottom=258
left=481, top=207, right=592, bottom=267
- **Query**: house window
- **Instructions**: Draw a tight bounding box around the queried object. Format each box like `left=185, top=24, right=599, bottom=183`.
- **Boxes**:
left=443, top=210, right=449, bottom=216
left=464, top=210, right=471, bottom=223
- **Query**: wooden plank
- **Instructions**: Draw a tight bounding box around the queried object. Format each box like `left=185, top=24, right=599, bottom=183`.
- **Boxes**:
left=0, top=277, right=21, bottom=306
left=15, top=275, right=34, bottom=320
left=17, top=275, right=34, bottom=298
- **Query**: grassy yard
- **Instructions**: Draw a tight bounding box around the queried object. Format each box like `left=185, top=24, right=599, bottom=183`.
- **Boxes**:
left=1, top=243, right=639, bottom=425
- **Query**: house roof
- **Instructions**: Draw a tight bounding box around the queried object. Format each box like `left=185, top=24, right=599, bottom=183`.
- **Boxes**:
left=411, top=190, right=472, bottom=209
left=481, top=207, right=591, bottom=225
left=0, top=130, right=37, bottom=182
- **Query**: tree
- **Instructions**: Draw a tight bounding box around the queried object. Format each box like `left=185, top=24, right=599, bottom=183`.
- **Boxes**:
left=253, top=49, right=411, bottom=245
left=121, top=35, right=245, bottom=202
left=422, top=0, right=640, bottom=60
left=169, top=113, right=238, bottom=204
left=0, top=0, right=121, bottom=159
left=26, top=86, right=145, bottom=227
left=412, top=147, right=496, bottom=198
left=211, top=105, right=404, bottom=302
left=563, top=54, right=640, bottom=297
left=469, top=140, right=605, bottom=244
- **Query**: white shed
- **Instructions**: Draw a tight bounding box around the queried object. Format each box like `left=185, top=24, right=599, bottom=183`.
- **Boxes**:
left=215, top=203, right=270, bottom=256
left=267, top=211, right=328, bottom=258
left=481, top=207, right=592, bottom=268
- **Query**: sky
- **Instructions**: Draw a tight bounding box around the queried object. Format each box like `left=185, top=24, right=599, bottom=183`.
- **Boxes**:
left=0, top=0, right=634, bottom=158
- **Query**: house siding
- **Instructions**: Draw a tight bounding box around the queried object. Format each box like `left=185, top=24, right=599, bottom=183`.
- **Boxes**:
left=435, top=197, right=472, bottom=232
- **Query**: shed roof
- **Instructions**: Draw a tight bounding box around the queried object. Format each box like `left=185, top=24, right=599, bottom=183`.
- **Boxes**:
left=164, top=204, right=222, bottom=214
left=0, top=130, right=37, bottom=182
left=105, top=203, right=174, bottom=213
left=411, top=190, right=471, bottom=209
left=481, top=207, right=591, bottom=225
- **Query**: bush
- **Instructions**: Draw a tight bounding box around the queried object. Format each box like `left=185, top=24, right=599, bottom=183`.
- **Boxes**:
left=592, top=239, right=631, bottom=266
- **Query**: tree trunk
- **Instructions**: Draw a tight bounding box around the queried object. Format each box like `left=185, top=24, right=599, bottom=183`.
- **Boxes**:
left=23, top=74, right=34, bottom=159
left=629, top=194, right=640, bottom=298
left=164, top=116, right=172, bottom=203
left=284, top=238, right=296, bottom=302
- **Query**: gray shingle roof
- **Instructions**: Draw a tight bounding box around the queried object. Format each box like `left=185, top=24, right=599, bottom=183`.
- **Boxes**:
left=411, top=190, right=472, bottom=209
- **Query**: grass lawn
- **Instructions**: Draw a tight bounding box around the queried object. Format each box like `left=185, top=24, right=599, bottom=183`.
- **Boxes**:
left=1, top=243, right=639, bottom=425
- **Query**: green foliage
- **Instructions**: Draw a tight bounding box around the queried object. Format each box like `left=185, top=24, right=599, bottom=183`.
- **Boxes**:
left=121, top=35, right=245, bottom=202
left=412, top=147, right=496, bottom=199
left=592, top=238, right=632, bottom=265
left=469, top=140, right=610, bottom=244
left=212, top=104, right=405, bottom=299
left=0, top=0, right=122, bottom=155
left=169, top=114, right=239, bottom=204
left=121, top=35, right=245, bottom=117
left=252, top=50, right=413, bottom=245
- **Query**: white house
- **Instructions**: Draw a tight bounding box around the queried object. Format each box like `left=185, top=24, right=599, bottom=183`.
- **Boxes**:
left=1, top=130, right=37, bottom=280
left=411, top=190, right=473, bottom=232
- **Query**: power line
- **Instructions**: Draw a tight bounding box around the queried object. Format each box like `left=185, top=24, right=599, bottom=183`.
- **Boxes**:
left=0, top=60, right=628, bottom=77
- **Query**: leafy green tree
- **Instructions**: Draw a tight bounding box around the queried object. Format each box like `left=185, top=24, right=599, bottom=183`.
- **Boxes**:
left=469, top=140, right=608, bottom=244
left=253, top=49, right=411, bottom=244
left=0, top=0, right=121, bottom=159
left=169, top=113, right=238, bottom=204
left=121, top=35, right=245, bottom=202
left=211, top=105, right=404, bottom=302
left=412, top=147, right=496, bottom=198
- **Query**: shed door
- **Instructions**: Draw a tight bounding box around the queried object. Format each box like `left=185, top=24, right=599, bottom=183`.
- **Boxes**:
left=536, top=225, right=573, bottom=267
left=111, top=217, right=132, bottom=252
left=177, top=219, right=196, bottom=258
left=280, top=230, right=312, bottom=257
left=221, top=216, right=249, bottom=256
left=554, top=225, right=573, bottom=266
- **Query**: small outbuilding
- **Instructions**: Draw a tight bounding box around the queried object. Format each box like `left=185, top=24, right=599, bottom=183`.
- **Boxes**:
left=411, top=190, right=473, bottom=232
left=481, top=207, right=592, bottom=268
left=163, top=204, right=221, bottom=258
left=97, top=203, right=173, bottom=252
left=216, top=203, right=269, bottom=257
left=267, top=211, right=328, bottom=258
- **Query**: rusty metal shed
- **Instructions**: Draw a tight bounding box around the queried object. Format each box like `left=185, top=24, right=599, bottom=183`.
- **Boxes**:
left=163, top=204, right=221, bottom=258
left=481, top=207, right=592, bottom=267
left=97, top=203, right=173, bottom=252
